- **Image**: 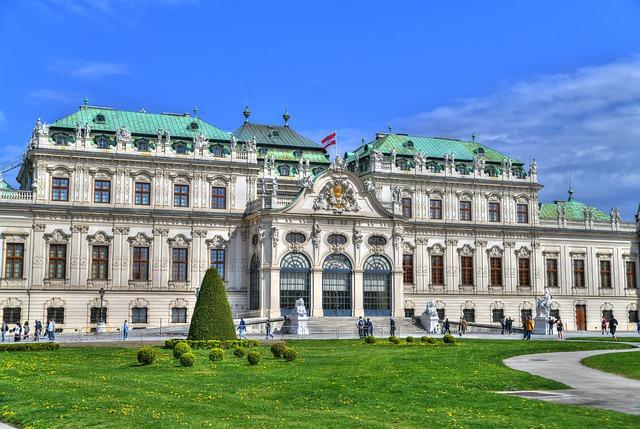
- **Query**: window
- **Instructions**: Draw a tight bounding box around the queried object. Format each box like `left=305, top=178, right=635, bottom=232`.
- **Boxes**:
left=461, top=256, right=473, bottom=286
left=135, top=182, right=151, bottom=205
left=174, top=184, right=190, bottom=207
left=91, top=245, right=109, bottom=280
left=629, top=310, right=639, bottom=323
left=459, top=200, right=472, bottom=221
left=48, top=244, right=66, bottom=279
left=492, top=309, right=504, bottom=322
left=189, top=121, right=199, bottom=130
left=134, top=139, right=149, bottom=151
left=518, top=258, right=530, bottom=286
left=546, top=259, right=558, bottom=288
left=278, top=165, right=291, bottom=176
left=54, top=133, right=68, bottom=145
left=401, top=197, right=412, bottom=218
left=132, top=247, right=149, bottom=281
left=90, top=307, right=107, bottom=324
left=285, top=232, right=306, bottom=245
left=171, top=307, right=187, bottom=323
left=600, top=260, right=612, bottom=288
left=517, top=204, right=529, bottom=223
left=211, top=145, right=224, bottom=157
left=436, top=308, right=445, bottom=321
left=490, top=257, right=502, bottom=286
left=94, top=180, right=111, bottom=203
left=52, top=177, right=69, bottom=201
left=403, top=254, right=413, bottom=284
left=47, top=307, right=65, bottom=324
left=327, top=234, right=347, bottom=246
left=550, top=309, right=560, bottom=320
left=3, top=307, right=21, bottom=324
left=463, top=309, right=475, bottom=322
left=175, top=143, right=187, bottom=154
left=172, top=248, right=188, bottom=281
left=96, top=136, right=110, bottom=149
left=573, top=259, right=585, bottom=287
left=94, top=114, right=106, bottom=124
left=211, top=187, right=226, bottom=209
left=431, top=255, right=444, bottom=285
left=430, top=199, right=443, bottom=219
left=367, top=236, right=387, bottom=247
left=488, top=202, right=501, bottom=222
left=5, top=243, right=24, bottom=278
left=132, top=307, right=148, bottom=324
left=210, top=249, right=225, bottom=279
left=602, top=310, right=613, bottom=321
left=521, top=309, right=532, bottom=325
left=626, top=261, right=637, bottom=289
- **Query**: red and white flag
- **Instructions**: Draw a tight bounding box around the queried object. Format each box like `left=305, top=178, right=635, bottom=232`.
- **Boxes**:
left=321, top=131, right=336, bottom=149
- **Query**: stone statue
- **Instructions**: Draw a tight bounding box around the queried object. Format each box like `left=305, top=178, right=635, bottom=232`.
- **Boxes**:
left=230, top=135, right=237, bottom=151
left=353, top=229, right=363, bottom=248
left=535, top=288, right=552, bottom=319
left=116, top=126, right=133, bottom=146
left=426, top=300, right=437, bottom=317
left=257, top=226, right=266, bottom=242
left=420, top=300, right=439, bottom=333
left=364, top=178, right=375, bottom=193
left=529, top=158, right=537, bottom=175
left=371, top=149, right=383, bottom=162
left=290, top=298, right=309, bottom=335
left=294, top=298, right=307, bottom=317
left=311, top=220, right=321, bottom=247
left=392, top=186, right=402, bottom=203
left=390, top=148, right=397, bottom=163
left=272, top=177, right=278, bottom=196
left=300, top=174, right=314, bottom=189
left=247, top=136, right=257, bottom=152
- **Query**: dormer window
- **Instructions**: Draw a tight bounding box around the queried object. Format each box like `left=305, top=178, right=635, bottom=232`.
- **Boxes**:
left=189, top=121, right=199, bottom=131
left=258, top=147, right=268, bottom=156
left=53, top=133, right=69, bottom=146
left=293, top=149, right=302, bottom=158
left=270, top=130, right=280, bottom=138
left=211, top=144, right=224, bottom=157
left=94, top=114, right=106, bottom=124
left=134, top=139, right=149, bottom=151
left=405, top=140, right=414, bottom=148
left=175, top=143, right=187, bottom=154
left=278, top=165, right=290, bottom=176
left=475, top=148, right=485, bottom=155
left=95, top=135, right=111, bottom=149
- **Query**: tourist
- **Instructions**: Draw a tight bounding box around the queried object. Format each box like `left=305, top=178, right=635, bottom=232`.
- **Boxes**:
left=500, top=316, right=506, bottom=335
left=600, top=317, right=608, bottom=335
left=265, top=320, right=274, bottom=340
left=47, top=319, right=56, bottom=341
left=13, top=322, right=22, bottom=342
left=637, top=319, right=640, bottom=335
left=366, top=318, right=373, bottom=336
left=609, top=315, right=618, bottom=340
left=122, top=320, right=129, bottom=340
left=238, top=318, right=247, bottom=339
left=357, top=316, right=365, bottom=338
left=389, top=318, right=396, bottom=337
left=22, top=321, right=30, bottom=340
left=461, top=318, right=468, bottom=335
left=523, top=317, right=534, bottom=340
left=506, top=317, right=513, bottom=335
left=34, top=320, right=42, bottom=341
left=547, top=317, right=555, bottom=336
left=556, top=318, right=564, bottom=340
left=443, top=318, right=451, bottom=335
left=1, top=321, right=8, bottom=343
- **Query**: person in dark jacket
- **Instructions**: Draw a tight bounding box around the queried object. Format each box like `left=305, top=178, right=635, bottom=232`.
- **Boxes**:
left=366, top=318, right=373, bottom=336
left=357, top=317, right=365, bottom=338
left=609, top=315, right=619, bottom=340
left=443, top=318, right=451, bottom=334
left=506, top=317, right=513, bottom=335
left=389, top=318, right=396, bottom=337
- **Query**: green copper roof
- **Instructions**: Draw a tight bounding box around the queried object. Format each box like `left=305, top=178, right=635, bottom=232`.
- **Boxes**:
left=539, top=198, right=611, bottom=222
left=0, top=179, right=13, bottom=190
left=50, top=106, right=232, bottom=141
left=350, top=133, right=523, bottom=164
left=258, top=148, right=329, bottom=164
left=233, top=123, right=323, bottom=149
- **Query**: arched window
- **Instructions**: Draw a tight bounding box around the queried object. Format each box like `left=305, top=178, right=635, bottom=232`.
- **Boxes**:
left=322, top=254, right=352, bottom=317
left=249, top=255, right=260, bottom=311
left=95, top=136, right=110, bottom=149
left=285, top=232, right=306, bottom=245
left=368, top=235, right=387, bottom=247
left=280, top=253, right=311, bottom=316
left=175, top=142, right=187, bottom=154
left=363, top=255, right=392, bottom=316
left=327, top=234, right=347, bottom=246
left=211, top=144, right=224, bottom=157
left=134, top=139, right=149, bottom=151
left=278, top=165, right=290, bottom=176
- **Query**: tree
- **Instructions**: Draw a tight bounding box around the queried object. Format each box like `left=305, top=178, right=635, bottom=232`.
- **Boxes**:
left=188, top=268, right=236, bottom=340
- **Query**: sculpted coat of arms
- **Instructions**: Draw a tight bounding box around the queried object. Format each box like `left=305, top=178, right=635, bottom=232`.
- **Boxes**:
left=313, top=178, right=360, bottom=214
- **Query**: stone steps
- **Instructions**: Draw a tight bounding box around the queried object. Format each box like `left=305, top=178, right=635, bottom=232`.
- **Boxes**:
left=302, top=317, right=425, bottom=336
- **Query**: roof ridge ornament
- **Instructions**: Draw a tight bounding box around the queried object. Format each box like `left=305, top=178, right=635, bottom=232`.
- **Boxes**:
left=243, top=105, right=251, bottom=123
left=283, top=108, right=290, bottom=127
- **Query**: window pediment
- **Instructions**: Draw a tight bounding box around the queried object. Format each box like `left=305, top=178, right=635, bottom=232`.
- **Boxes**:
left=427, top=243, right=445, bottom=255
left=206, top=235, right=229, bottom=249
left=127, top=232, right=152, bottom=246
left=486, top=245, right=504, bottom=257
left=167, top=234, right=191, bottom=247
left=86, top=231, right=112, bottom=245
left=44, top=229, right=70, bottom=243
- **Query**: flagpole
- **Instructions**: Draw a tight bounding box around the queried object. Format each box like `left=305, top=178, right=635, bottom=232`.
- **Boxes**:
left=335, top=130, right=338, bottom=160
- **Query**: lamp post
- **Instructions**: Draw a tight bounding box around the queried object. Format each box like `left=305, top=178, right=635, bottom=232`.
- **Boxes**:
left=96, top=287, right=106, bottom=334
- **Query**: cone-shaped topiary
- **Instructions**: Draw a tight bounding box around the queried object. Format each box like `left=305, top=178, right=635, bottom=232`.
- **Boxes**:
left=188, top=268, right=237, bottom=340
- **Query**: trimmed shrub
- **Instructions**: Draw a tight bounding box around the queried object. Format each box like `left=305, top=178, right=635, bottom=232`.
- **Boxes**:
left=282, top=347, right=298, bottom=362
left=209, top=348, right=224, bottom=362
left=423, top=336, right=436, bottom=344
left=443, top=334, right=456, bottom=344
left=420, top=336, right=429, bottom=342
left=247, top=351, right=260, bottom=365
left=270, top=342, right=286, bottom=358
left=247, top=339, right=259, bottom=348
left=389, top=336, right=401, bottom=344
left=365, top=335, right=376, bottom=344
left=137, top=347, right=157, bottom=365
left=164, top=339, right=176, bottom=349
left=179, top=352, right=196, bottom=367
left=233, top=346, right=246, bottom=358
left=0, top=342, right=60, bottom=352
left=405, top=336, right=414, bottom=343
left=165, top=339, right=258, bottom=350
left=173, top=342, right=191, bottom=359
left=188, top=268, right=236, bottom=341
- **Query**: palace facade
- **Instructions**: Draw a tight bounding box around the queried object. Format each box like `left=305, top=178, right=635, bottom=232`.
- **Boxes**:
left=0, top=103, right=638, bottom=332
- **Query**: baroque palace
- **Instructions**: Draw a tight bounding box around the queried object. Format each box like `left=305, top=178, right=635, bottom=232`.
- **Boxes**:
left=0, top=102, right=638, bottom=332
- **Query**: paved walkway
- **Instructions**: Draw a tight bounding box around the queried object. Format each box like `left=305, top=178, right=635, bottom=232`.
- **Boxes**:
left=503, top=344, right=640, bottom=415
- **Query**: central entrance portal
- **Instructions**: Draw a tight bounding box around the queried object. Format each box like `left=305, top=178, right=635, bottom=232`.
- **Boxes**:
left=322, top=254, right=352, bottom=316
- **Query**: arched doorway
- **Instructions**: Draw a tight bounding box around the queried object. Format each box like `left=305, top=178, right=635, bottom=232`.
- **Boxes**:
left=249, top=255, right=260, bottom=311
left=280, top=253, right=311, bottom=316
left=322, top=254, right=352, bottom=316
left=363, top=255, right=392, bottom=316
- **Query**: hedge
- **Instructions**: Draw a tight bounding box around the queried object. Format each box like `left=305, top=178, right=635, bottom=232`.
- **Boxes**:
left=165, top=339, right=259, bottom=350
left=0, top=342, right=60, bottom=352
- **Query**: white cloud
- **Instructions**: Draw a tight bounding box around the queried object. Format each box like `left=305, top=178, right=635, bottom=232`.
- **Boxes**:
left=398, top=57, right=640, bottom=219
left=50, top=60, right=128, bottom=80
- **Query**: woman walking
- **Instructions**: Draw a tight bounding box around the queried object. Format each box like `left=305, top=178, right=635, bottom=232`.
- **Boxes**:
left=556, top=318, right=564, bottom=340
left=22, top=321, right=30, bottom=340
left=13, top=322, right=22, bottom=342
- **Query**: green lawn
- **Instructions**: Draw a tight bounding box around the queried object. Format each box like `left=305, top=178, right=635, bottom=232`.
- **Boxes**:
left=582, top=351, right=640, bottom=380
left=567, top=336, right=640, bottom=342
left=0, top=339, right=638, bottom=428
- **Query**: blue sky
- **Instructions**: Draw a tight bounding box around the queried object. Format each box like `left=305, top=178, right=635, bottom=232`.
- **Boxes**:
left=1, top=0, right=639, bottom=217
